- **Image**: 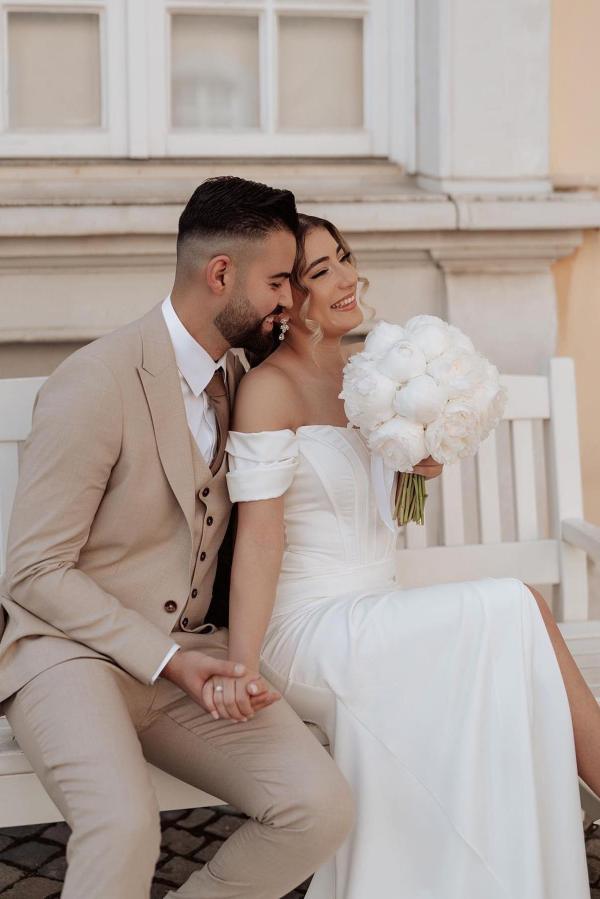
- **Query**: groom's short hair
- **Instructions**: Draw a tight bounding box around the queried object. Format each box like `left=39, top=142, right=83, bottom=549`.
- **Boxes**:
left=177, top=176, right=298, bottom=259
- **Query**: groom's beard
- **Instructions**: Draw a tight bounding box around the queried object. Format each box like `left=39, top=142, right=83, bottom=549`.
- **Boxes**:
left=214, top=292, right=279, bottom=355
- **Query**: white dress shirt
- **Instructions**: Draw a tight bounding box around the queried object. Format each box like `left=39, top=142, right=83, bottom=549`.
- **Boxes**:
left=150, top=296, right=228, bottom=683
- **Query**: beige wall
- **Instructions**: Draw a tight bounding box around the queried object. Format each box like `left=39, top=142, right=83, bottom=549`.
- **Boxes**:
left=551, top=0, right=600, bottom=523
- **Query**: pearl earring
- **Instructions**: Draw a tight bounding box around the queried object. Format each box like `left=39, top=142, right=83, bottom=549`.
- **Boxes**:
left=278, top=318, right=290, bottom=341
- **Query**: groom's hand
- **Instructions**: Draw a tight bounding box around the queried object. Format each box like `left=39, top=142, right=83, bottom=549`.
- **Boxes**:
left=413, top=456, right=443, bottom=480
left=202, top=673, right=281, bottom=722
left=161, top=649, right=250, bottom=715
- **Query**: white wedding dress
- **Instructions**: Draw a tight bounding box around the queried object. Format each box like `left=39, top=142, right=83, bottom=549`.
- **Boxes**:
left=226, top=424, right=590, bottom=899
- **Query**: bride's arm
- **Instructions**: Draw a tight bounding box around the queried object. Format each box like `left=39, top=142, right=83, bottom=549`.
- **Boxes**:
left=227, top=365, right=301, bottom=672
left=228, top=495, right=285, bottom=673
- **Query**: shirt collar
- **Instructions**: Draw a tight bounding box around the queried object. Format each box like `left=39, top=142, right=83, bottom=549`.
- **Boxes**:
left=161, top=296, right=227, bottom=398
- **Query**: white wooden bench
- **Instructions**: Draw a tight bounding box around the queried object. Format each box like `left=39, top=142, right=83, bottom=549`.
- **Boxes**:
left=2, top=359, right=600, bottom=830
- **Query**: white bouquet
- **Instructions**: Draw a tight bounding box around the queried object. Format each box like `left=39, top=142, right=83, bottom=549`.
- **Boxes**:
left=340, top=316, right=507, bottom=525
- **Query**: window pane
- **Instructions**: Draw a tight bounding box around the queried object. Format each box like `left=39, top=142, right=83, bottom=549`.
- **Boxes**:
left=8, top=12, right=101, bottom=130
left=171, top=14, right=259, bottom=130
left=278, top=16, right=363, bottom=130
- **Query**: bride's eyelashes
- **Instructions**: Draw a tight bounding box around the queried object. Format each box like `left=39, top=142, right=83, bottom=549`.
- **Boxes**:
left=310, top=252, right=352, bottom=280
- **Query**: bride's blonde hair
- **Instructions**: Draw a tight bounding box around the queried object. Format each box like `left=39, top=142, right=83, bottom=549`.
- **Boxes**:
left=287, top=214, right=373, bottom=350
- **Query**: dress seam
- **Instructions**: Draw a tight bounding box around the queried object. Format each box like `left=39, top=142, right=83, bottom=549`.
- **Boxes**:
left=287, top=676, right=513, bottom=899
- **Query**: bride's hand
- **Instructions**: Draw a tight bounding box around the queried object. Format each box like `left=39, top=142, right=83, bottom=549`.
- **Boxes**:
left=202, top=672, right=281, bottom=722
left=413, top=456, right=443, bottom=480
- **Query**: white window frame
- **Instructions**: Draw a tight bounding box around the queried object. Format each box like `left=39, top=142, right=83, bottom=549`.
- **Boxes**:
left=0, top=0, right=416, bottom=162
left=139, top=0, right=396, bottom=157
left=0, top=0, right=127, bottom=156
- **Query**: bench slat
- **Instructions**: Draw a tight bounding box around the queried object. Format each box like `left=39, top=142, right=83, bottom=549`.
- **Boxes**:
left=405, top=520, right=427, bottom=549
left=0, top=377, right=45, bottom=442
left=397, top=539, right=560, bottom=588
left=441, top=463, right=465, bottom=546
left=476, top=431, right=502, bottom=544
left=0, top=444, right=19, bottom=572
left=501, top=374, right=550, bottom=420
left=511, top=420, right=539, bottom=541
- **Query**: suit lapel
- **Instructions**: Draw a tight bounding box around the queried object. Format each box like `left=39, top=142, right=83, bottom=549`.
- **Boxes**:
left=137, top=303, right=197, bottom=535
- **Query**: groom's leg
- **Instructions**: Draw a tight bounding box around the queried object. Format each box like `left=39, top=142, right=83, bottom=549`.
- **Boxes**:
left=4, top=658, right=161, bottom=899
left=141, top=631, right=354, bottom=899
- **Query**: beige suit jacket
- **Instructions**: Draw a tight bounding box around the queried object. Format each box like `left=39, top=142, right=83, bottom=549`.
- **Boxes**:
left=0, top=301, right=245, bottom=705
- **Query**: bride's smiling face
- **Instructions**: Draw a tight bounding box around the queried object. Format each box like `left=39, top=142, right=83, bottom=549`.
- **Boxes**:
left=294, top=226, right=363, bottom=338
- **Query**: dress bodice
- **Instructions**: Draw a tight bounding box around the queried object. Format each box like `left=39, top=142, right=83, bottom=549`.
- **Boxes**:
left=226, top=426, right=398, bottom=602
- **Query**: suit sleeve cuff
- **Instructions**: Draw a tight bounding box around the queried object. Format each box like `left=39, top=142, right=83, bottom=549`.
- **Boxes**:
left=150, top=643, right=181, bottom=683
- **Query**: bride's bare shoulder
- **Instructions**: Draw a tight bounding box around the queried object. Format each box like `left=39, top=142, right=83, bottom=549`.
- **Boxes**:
left=232, top=357, right=304, bottom=433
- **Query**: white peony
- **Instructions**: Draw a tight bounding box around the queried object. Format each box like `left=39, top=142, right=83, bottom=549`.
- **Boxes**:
left=424, top=400, right=481, bottom=464
left=405, top=315, right=451, bottom=362
left=368, top=416, right=427, bottom=472
left=344, top=395, right=396, bottom=431
left=446, top=324, right=475, bottom=354
left=377, top=341, right=427, bottom=383
left=404, top=314, right=446, bottom=331
left=341, top=352, right=378, bottom=392
left=363, top=320, right=407, bottom=360
left=468, top=362, right=507, bottom=438
left=340, top=353, right=397, bottom=430
left=393, top=374, right=448, bottom=425
left=426, top=349, right=488, bottom=398
left=479, top=385, right=507, bottom=439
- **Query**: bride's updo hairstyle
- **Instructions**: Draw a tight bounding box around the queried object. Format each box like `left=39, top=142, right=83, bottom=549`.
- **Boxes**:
left=288, top=213, right=371, bottom=348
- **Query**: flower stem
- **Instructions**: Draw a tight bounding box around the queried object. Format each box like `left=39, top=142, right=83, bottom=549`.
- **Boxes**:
left=394, top=473, right=428, bottom=526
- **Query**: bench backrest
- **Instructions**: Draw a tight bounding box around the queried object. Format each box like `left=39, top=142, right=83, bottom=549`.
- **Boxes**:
left=0, top=377, right=46, bottom=574
left=0, top=359, right=588, bottom=622
left=398, top=357, right=587, bottom=620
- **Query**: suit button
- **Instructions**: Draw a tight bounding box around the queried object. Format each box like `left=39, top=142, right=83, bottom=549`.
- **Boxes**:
left=200, top=552, right=207, bottom=561
left=191, top=588, right=198, bottom=598
left=164, top=600, right=177, bottom=613
left=206, top=516, right=213, bottom=526
left=202, top=487, right=210, bottom=497
left=182, top=617, right=189, bottom=627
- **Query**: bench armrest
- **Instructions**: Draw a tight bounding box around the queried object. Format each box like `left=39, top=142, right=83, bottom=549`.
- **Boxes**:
left=562, top=518, right=600, bottom=564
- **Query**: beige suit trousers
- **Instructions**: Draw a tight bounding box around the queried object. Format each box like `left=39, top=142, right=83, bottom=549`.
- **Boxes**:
left=4, top=629, right=354, bottom=899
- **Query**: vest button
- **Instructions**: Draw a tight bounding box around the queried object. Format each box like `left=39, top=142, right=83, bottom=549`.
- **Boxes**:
left=181, top=617, right=189, bottom=627
left=191, top=588, right=198, bottom=598
left=164, top=600, right=177, bottom=613
left=206, top=516, right=214, bottom=526
left=202, top=487, right=210, bottom=497
left=200, top=552, right=207, bottom=561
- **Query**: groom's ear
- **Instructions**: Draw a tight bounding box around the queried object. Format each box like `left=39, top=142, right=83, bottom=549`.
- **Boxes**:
left=205, top=254, right=233, bottom=297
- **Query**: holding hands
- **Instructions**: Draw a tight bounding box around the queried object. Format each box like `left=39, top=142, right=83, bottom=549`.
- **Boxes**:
left=203, top=670, right=281, bottom=722
left=162, top=649, right=280, bottom=721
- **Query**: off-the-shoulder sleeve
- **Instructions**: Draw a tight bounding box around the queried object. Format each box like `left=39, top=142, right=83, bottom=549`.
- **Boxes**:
left=226, top=430, right=299, bottom=502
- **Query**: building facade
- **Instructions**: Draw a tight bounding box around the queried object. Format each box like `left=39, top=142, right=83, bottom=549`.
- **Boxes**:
left=0, top=0, right=598, bottom=524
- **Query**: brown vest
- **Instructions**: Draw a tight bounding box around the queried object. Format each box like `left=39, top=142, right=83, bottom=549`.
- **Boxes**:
left=173, top=429, right=231, bottom=634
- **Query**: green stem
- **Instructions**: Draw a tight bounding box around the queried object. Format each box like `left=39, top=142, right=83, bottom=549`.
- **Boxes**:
left=394, top=472, right=429, bottom=526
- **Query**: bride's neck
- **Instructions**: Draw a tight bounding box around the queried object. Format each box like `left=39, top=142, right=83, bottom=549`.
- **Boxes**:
left=282, top=329, right=345, bottom=372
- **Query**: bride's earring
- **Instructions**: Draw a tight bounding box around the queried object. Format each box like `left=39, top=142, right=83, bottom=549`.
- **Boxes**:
left=278, top=318, right=290, bottom=341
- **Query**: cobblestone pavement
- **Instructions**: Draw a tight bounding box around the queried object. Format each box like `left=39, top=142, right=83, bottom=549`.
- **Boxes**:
left=1, top=808, right=600, bottom=897
left=0, top=806, right=310, bottom=898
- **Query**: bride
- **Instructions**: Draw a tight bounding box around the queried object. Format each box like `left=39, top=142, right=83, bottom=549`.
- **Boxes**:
left=208, top=214, right=594, bottom=898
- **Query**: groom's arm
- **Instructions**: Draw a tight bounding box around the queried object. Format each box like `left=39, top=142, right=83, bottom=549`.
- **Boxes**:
left=5, top=351, right=177, bottom=685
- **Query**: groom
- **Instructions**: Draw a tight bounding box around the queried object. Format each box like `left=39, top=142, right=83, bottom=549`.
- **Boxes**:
left=0, top=176, right=354, bottom=898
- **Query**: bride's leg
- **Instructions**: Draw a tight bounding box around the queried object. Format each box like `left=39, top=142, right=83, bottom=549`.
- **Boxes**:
left=525, top=582, right=600, bottom=796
